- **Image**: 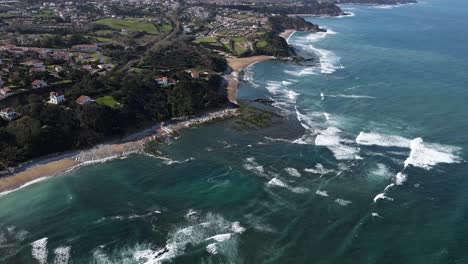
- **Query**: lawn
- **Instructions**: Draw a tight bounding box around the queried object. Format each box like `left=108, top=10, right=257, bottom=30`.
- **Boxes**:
left=95, top=96, right=122, bottom=109
left=194, top=36, right=218, bottom=43
left=160, top=24, right=173, bottom=31
left=95, top=18, right=159, bottom=35
left=256, top=40, right=269, bottom=48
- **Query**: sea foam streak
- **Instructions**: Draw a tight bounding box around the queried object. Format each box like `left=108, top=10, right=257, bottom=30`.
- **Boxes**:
left=404, top=138, right=462, bottom=170
left=291, top=29, right=343, bottom=75
left=31, top=238, right=48, bottom=264
left=53, top=246, right=71, bottom=264
left=357, top=132, right=461, bottom=169
left=132, top=213, right=243, bottom=263
left=315, top=127, right=360, bottom=160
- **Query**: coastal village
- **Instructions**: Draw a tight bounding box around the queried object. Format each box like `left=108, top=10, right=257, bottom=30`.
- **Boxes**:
left=0, top=0, right=339, bottom=188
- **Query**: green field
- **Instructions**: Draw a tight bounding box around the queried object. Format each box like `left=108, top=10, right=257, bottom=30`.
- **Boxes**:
left=95, top=18, right=159, bottom=35
left=95, top=96, right=122, bottom=109
left=256, top=40, right=269, bottom=48
left=160, top=24, right=173, bottom=31
left=194, top=36, right=218, bottom=43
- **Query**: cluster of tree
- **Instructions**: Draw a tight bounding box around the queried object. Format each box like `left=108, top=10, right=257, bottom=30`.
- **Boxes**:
left=268, top=16, right=325, bottom=34
left=26, top=34, right=92, bottom=49
left=140, top=41, right=228, bottom=72
left=0, top=70, right=228, bottom=169
left=254, top=33, right=293, bottom=57
left=197, top=1, right=344, bottom=16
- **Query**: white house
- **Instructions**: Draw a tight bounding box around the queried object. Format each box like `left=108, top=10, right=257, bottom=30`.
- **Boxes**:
left=0, top=108, right=19, bottom=121
left=49, top=91, right=65, bottom=104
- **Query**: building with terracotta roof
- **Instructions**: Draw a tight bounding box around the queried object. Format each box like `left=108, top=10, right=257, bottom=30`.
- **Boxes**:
left=75, top=95, right=92, bottom=105
left=32, top=80, right=47, bottom=89
left=0, top=87, right=12, bottom=97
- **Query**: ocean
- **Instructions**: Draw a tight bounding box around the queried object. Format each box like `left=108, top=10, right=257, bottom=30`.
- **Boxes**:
left=1, top=0, right=468, bottom=263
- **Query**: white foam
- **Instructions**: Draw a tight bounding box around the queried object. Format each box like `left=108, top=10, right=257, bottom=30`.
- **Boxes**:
left=307, top=45, right=344, bottom=74
left=53, top=246, right=71, bottom=264
left=356, top=132, right=410, bottom=148
left=304, top=163, right=334, bottom=175
left=285, top=168, right=301, bottom=177
left=291, top=187, right=310, bottom=193
left=243, top=157, right=265, bottom=176
left=31, top=238, right=48, bottom=264
left=268, top=178, right=288, bottom=188
left=320, top=92, right=325, bottom=100
left=404, top=138, right=461, bottom=170
left=231, top=222, right=246, bottom=234
left=384, top=183, right=395, bottom=192
left=372, top=213, right=383, bottom=218
left=206, top=243, right=218, bottom=255
left=334, top=198, right=352, bottom=206
left=205, top=233, right=232, bottom=242
left=395, top=172, right=407, bottom=185
left=315, top=127, right=360, bottom=160
left=325, top=94, right=375, bottom=99
left=373, top=193, right=394, bottom=203
left=0, top=177, right=50, bottom=198
left=316, top=190, right=329, bottom=197
left=292, top=30, right=343, bottom=74
left=371, top=163, right=393, bottom=179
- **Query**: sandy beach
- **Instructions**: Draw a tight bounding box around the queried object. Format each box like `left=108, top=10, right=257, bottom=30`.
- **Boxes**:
left=0, top=108, right=238, bottom=195
left=0, top=38, right=284, bottom=196
left=279, top=29, right=296, bottom=41
left=224, top=55, right=273, bottom=103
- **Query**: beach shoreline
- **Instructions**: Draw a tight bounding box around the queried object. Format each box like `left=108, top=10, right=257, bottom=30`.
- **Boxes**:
left=224, top=55, right=274, bottom=103
left=0, top=108, right=238, bottom=196
left=0, top=32, right=291, bottom=196
left=279, top=29, right=296, bottom=41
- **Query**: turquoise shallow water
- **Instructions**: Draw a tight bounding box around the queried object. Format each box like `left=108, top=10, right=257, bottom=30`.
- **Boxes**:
left=1, top=0, right=468, bottom=263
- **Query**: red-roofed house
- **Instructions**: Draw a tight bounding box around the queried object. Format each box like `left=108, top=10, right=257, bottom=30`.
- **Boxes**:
left=75, top=95, right=92, bottom=105
left=20, top=59, right=45, bottom=68
left=0, top=87, right=12, bottom=97
left=190, top=70, right=200, bottom=79
left=155, top=76, right=177, bottom=86
left=49, top=91, right=65, bottom=104
left=32, top=80, right=47, bottom=89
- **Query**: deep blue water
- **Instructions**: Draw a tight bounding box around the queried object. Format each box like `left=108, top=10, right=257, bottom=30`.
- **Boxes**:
left=1, top=0, right=468, bottom=263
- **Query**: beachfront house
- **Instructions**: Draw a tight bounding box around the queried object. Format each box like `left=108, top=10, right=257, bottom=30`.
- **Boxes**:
left=0, top=108, right=19, bottom=121
left=75, top=95, right=92, bottom=105
left=49, top=91, right=65, bottom=104
left=32, top=80, right=47, bottom=89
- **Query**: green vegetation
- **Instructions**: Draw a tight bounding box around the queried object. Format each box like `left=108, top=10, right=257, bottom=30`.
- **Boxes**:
left=0, top=68, right=228, bottom=168
left=233, top=102, right=281, bottom=131
left=95, top=18, right=159, bottom=34
left=256, top=40, right=269, bottom=48
left=160, top=24, right=173, bottom=31
left=95, top=95, right=122, bottom=109
left=194, top=36, right=218, bottom=43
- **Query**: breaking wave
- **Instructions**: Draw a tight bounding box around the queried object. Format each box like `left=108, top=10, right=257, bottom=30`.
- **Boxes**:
left=31, top=238, right=48, bottom=264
